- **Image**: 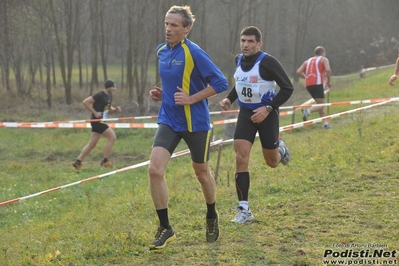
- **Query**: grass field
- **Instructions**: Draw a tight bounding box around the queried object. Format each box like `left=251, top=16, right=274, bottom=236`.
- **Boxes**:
left=1, top=67, right=398, bottom=265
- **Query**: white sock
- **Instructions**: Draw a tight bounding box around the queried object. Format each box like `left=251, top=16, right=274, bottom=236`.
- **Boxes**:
left=239, top=201, right=249, bottom=210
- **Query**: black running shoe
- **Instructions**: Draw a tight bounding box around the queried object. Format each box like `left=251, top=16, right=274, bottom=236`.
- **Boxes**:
left=100, top=160, right=112, bottom=168
left=206, top=211, right=219, bottom=242
left=72, top=161, right=82, bottom=169
left=149, top=226, right=176, bottom=250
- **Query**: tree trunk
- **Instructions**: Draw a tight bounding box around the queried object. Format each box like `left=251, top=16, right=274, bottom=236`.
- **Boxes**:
left=51, top=48, right=56, bottom=87
left=1, top=0, right=12, bottom=93
left=126, top=1, right=134, bottom=101
left=90, top=0, right=99, bottom=95
left=292, top=0, right=320, bottom=83
left=45, top=59, right=52, bottom=109
left=50, top=0, right=68, bottom=103
left=99, top=1, right=108, bottom=81
left=78, top=43, right=83, bottom=88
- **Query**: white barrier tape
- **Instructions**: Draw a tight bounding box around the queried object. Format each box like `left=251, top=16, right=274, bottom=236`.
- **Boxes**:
left=0, top=139, right=223, bottom=207
left=2, top=112, right=296, bottom=128
left=280, top=99, right=398, bottom=132
left=1, top=100, right=397, bottom=207
left=214, top=99, right=397, bottom=141
left=8, top=94, right=399, bottom=128
left=0, top=122, right=159, bottom=129
left=27, top=115, right=159, bottom=125
left=280, top=97, right=399, bottom=110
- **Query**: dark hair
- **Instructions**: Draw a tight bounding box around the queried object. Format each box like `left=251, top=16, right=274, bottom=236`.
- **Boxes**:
left=104, top=79, right=115, bottom=89
left=167, top=5, right=195, bottom=28
left=314, top=46, right=325, bottom=56
left=240, top=26, right=262, bottom=42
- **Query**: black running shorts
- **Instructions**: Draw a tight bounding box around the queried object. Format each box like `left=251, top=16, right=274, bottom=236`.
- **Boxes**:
left=91, top=122, right=109, bottom=134
left=306, top=84, right=325, bottom=99
left=153, top=124, right=212, bottom=163
left=234, top=107, right=279, bottom=150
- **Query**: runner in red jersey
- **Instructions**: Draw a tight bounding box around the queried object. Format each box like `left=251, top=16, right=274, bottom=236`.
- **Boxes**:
left=297, top=46, right=332, bottom=128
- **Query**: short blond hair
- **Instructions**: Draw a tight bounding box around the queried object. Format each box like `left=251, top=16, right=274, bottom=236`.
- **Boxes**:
left=167, top=5, right=195, bottom=28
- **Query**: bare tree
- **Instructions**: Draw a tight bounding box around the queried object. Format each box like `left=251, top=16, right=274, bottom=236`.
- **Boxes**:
left=1, top=0, right=399, bottom=110
left=23, top=0, right=53, bottom=107
left=132, top=1, right=156, bottom=114
left=220, top=0, right=251, bottom=88
left=37, top=2, right=54, bottom=108
left=0, top=0, right=12, bottom=94
left=10, top=4, right=30, bottom=97
left=98, top=0, right=119, bottom=82
left=89, top=0, right=99, bottom=95
left=126, top=0, right=134, bottom=101
left=292, top=0, right=320, bottom=83
left=49, top=0, right=81, bottom=104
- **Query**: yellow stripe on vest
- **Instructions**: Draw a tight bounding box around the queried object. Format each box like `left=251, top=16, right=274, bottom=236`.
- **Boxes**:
left=181, top=41, right=194, bottom=132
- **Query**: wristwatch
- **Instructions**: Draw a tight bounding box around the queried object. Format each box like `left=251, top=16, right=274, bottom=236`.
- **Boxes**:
left=266, top=105, right=273, bottom=113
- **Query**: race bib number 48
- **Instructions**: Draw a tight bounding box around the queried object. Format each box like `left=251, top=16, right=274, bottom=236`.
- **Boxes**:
left=237, top=82, right=262, bottom=103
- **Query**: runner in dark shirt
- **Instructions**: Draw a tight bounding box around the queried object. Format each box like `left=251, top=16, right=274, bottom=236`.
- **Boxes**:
left=72, top=79, right=121, bottom=169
